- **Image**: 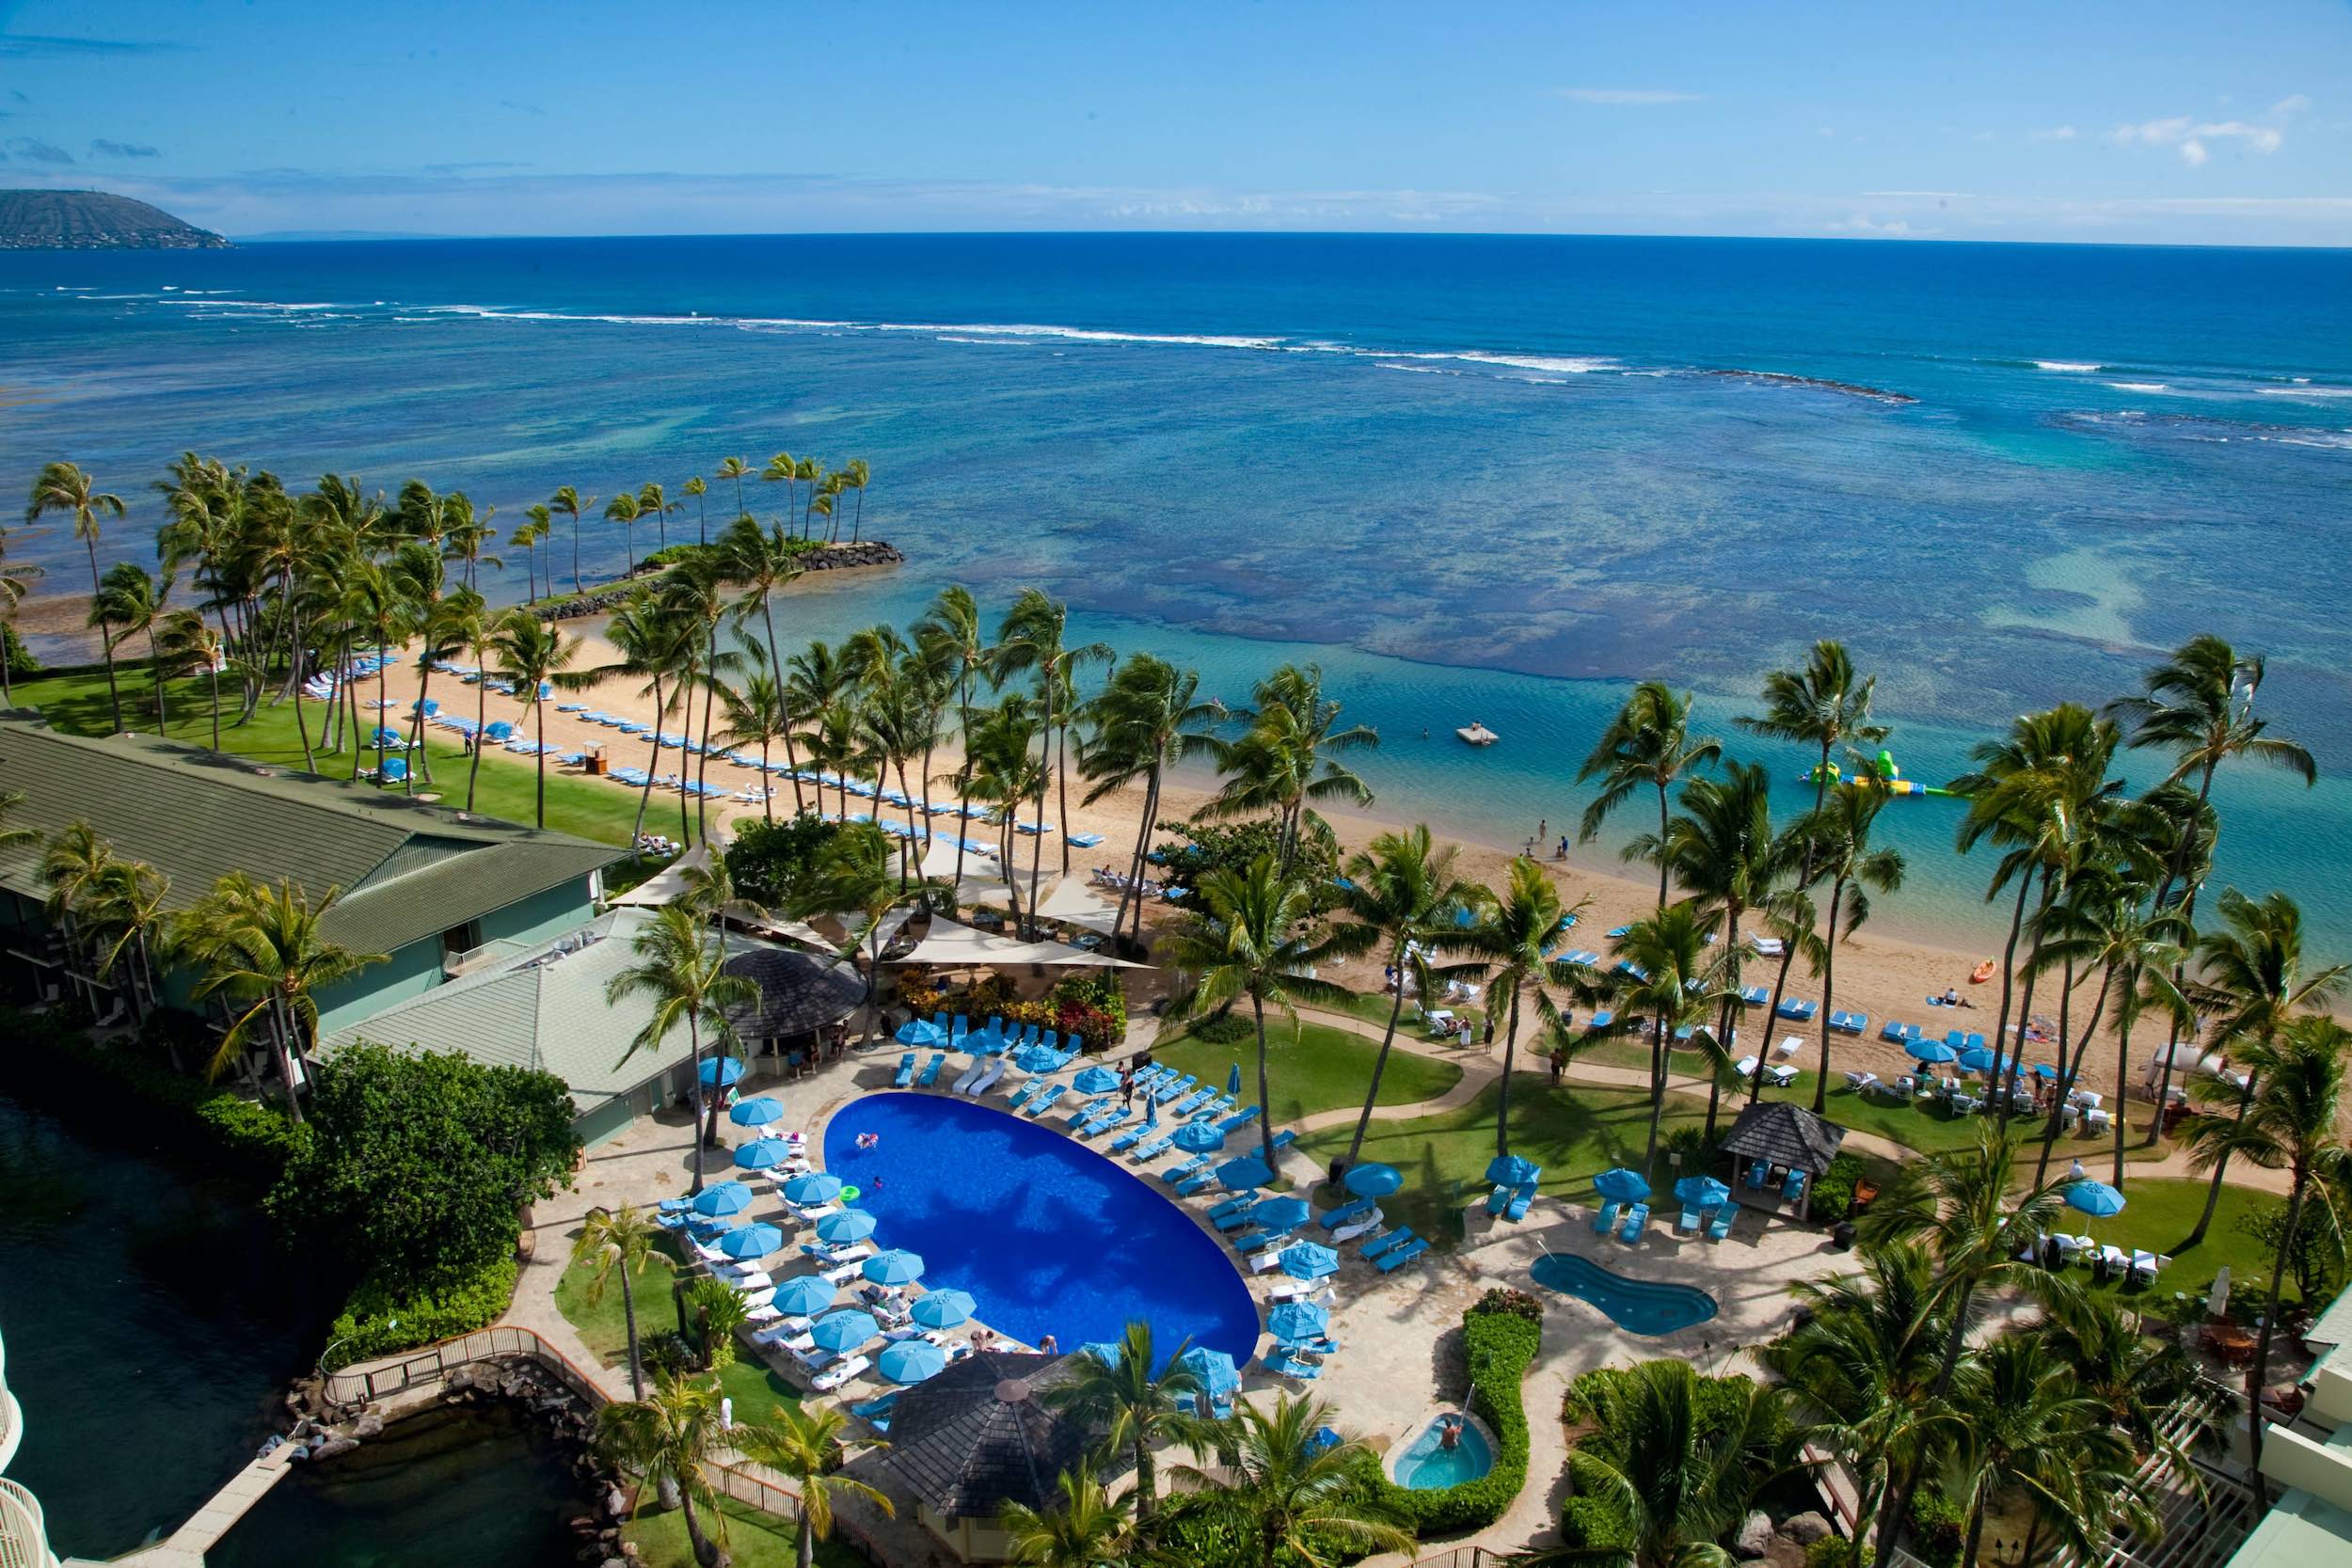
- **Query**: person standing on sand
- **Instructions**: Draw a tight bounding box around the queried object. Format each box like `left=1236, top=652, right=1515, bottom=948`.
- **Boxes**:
left=1537, top=817, right=1547, bottom=847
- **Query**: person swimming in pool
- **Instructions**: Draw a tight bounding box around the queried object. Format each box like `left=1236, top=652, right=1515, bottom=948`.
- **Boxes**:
left=1438, top=1415, right=1464, bottom=1450
left=855, top=1132, right=880, bottom=1148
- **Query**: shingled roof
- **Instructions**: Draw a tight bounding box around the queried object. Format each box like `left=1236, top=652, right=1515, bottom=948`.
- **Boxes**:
left=721, top=945, right=865, bottom=1038
left=1721, top=1100, right=1847, bottom=1175
left=0, top=718, right=623, bottom=955
left=882, top=1351, right=1125, bottom=1519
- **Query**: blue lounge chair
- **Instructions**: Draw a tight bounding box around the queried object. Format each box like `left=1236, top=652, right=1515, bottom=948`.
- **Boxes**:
left=1486, top=1182, right=1512, bottom=1215
left=1678, top=1206, right=1703, bottom=1233
left=1079, top=1107, right=1130, bottom=1140
left=1740, top=984, right=1770, bottom=1006
left=1024, top=1085, right=1069, bottom=1119
left=1269, top=1129, right=1297, bottom=1153
left=1376, top=1238, right=1430, bottom=1272
left=1269, top=1352, right=1324, bottom=1379
left=1174, top=1171, right=1217, bottom=1197
left=1214, top=1203, right=1259, bottom=1230
left=1129, top=1133, right=1176, bottom=1163
left=1107, top=1123, right=1151, bottom=1153
left=1593, top=1198, right=1623, bottom=1234
left=1708, top=1207, right=1735, bottom=1242
left=1881, top=1019, right=1912, bottom=1043
left=915, top=1052, right=946, bottom=1086
left=1318, top=1196, right=1374, bottom=1231
left=1619, top=1203, right=1650, bottom=1243
left=1207, top=1194, right=1254, bottom=1223
left=1361, top=1227, right=1416, bottom=1260
left=1217, top=1105, right=1263, bottom=1133
left=1776, top=998, right=1819, bottom=1022
left=1161, top=1154, right=1211, bottom=1184
left=893, top=1053, right=916, bottom=1087
left=1006, top=1078, right=1045, bottom=1111
left=1232, top=1226, right=1294, bottom=1253
left=1506, top=1182, right=1537, bottom=1221
left=1063, top=1096, right=1111, bottom=1130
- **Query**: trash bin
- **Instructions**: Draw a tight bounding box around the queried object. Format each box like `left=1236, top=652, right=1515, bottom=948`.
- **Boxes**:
left=1831, top=1221, right=1858, bottom=1251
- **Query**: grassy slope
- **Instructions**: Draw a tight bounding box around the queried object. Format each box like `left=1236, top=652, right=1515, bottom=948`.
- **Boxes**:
left=553, top=1246, right=803, bottom=1416
left=626, top=1497, right=865, bottom=1568
left=1153, top=1018, right=1463, bottom=1127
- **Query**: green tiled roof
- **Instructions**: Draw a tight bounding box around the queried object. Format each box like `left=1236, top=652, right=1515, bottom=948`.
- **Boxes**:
left=0, top=718, right=624, bottom=955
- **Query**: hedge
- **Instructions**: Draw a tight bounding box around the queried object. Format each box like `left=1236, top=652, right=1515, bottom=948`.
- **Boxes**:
left=1804, top=1151, right=1870, bottom=1226
left=326, top=1255, right=520, bottom=1366
left=1559, top=1495, right=1636, bottom=1553
left=1363, top=1305, right=1539, bottom=1535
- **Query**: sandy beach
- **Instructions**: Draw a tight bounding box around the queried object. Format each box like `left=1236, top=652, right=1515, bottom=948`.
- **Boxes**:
left=348, top=615, right=2181, bottom=1116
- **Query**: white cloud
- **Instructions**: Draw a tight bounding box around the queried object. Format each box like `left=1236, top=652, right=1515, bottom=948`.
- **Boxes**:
left=1823, top=214, right=1935, bottom=237
left=2029, top=125, right=2078, bottom=142
left=2110, top=110, right=2291, bottom=165
left=1556, top=87, right=1704, bottom=105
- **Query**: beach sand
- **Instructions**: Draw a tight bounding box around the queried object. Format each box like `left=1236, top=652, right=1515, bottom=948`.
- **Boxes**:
left=358, top=619, right=2173, bottom=1116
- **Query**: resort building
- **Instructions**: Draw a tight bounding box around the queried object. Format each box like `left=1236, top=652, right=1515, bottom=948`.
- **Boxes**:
left=318, top=906, right=864, bottom=1146
left=0, top=1322, right=59, bottom=1568
left=2229, top=1286, right=2352, bottom=1568
left=0, top=717, right=625, bottom=1036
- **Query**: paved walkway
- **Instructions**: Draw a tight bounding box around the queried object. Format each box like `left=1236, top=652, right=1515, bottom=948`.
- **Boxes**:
left=91, top=1444, right=296, bottom=1568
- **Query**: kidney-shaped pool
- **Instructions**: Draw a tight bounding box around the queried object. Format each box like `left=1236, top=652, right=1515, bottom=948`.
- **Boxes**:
left=822, top=1092, right=1262, bottom=1360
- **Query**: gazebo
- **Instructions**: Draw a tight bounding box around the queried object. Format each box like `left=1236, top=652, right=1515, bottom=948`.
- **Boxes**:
left=721, top=946, right=866, bottom=1065
left=878, top=1350, right=1124, bottom=1562
left=1719, top=1100, right=1846, bottom=1220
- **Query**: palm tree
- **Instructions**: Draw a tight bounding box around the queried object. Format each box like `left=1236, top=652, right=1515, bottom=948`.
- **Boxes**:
left=1328, top=826, right=1479, bottom=1180
left=548, top=485, right=592, bottom=595
left=1210, top=663, right=1377, bottom=875
left=998, top=589, right=1113, bottom=886
left=178, top=874, right=387, bottom=1119
left=0, top=507, right=46, bottom=706
left=1648, top=759, right=1781, bottom=1130
left=1796, top=784, right=1904, bottom=1113
left=732, top=1402, right=894, bottom=1568
left=487, top=610, right=582, bottom=828
left=596, top=1372, right=730, bottom=1568
left=606, top=903, right=759, bottom=1193
left=88, top=561, right=175, bottom=733
left=40, top=822, right=123, bottom=1017
left=761, top=451, right=798, bottom=529
left=839, top=458, right=871, bottom=542
left=513, top=503, right=553, bottom=603
left=1161, top=855, right=1360, bottom=1177
left=2030, top=882, right=2188, bottom=1186
left=81, top=857, right=171, bottom=1026
left=721, top=516, right=808, bottom=806
left=1575, top=902, right=1730, bottom=1169
left=1945, top=1335, right=2153, bottom=1568
left=156, top=609, right=227, bottom=751
left=28, top=460, right=129, bottom=732
left=2182, top=1015, right=2351, bottom=1499
left=2181, top=888, right=2349, bottom=1244
left=1078, top=653, right=1223, bottom=945
left=605, top=491, right=644, bottom=580
left=2030, top=1293, right=2210, bottom=1487
left=1457, top=857, right=1587, bottom=1161
left=716, top=455, right=751, bottom=525
left=792, top=456, right=822, bottom=537
left=1578, top=681, right=1721, bottom=908
left=682, top=475, right=708, bottom=546
left=914, top=586, right=995, bottom=895
left=439, top=493, right=501, bottom=592
left=1169, top=1394, right=1409, bottom=1568
left=1042, top=1321, right=1204, bottom=1521
left=572, top=1205, right=660, bottom=1399
left=999, top=1465, right=1133, bottom=1568
left=1531, top=1359, right=1802, bottom=1568
left=639, top=482, right=679, bottom=553
left=791, top=823, right=906, bottom=1048
left=721, top=673, right=792, bottom=823
left=2108, top=634, right=2317, bottom=838
left=660, top=551, right=740, bottom=842
left=1736, top=640, right=1889, bottom=828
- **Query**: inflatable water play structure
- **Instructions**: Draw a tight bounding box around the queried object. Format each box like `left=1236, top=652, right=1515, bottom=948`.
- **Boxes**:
left=1800, top=748, right=1957, bottom=798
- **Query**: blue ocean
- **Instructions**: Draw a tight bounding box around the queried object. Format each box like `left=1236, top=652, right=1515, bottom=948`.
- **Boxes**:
left=3, top=233, right=2348, bottom=945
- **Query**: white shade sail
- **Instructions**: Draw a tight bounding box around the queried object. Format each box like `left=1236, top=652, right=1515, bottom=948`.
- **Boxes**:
left=606, top=844, right=711, bottom=907
left=892, top=915, right=1143, bottom=969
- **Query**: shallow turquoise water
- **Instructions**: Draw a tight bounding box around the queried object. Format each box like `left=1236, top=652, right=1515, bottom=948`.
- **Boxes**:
left=1530, top=1250, right=1719, bottom=1337
left=1395, top=1412, right=1495, bottom=1490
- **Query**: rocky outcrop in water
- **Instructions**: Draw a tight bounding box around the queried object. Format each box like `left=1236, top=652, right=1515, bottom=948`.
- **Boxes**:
left=538, top=541, right=903, bottom=623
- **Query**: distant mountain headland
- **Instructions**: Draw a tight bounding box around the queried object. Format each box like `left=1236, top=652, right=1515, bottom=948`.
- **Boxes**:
left=0, top=189, right=230, bottom=250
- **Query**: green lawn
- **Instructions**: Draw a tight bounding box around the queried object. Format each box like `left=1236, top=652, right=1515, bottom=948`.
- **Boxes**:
left=12, top=662, right=680, bottom=851
left=553, top=1247, right=802, bottom=1416
left=2065, top=1176, right=2291, bottom=1307
left=1312, top=990, right=1485, bottom=1035
left=1153, top=1018, right=1463, bottom=1127
left=626, top=1495, right=864, bottom=1568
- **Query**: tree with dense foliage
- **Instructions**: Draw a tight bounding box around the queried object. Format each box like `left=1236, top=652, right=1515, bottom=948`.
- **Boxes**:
left=1079, top=652, right=1223, bottom=944
left=573, top=1205, right=660, bottom=1400
left=1043, top=1320, right=1205, bottom=1522
left=1579, top=681, right=1721, bottom=909
left=1575, top=902, right=1732, bottom=1169
left=1210, top=662, right=1376, bottom=876
left=1945, top=1335, right=2155, bottom=1568
left=598, top=1373, right=732, bottom=1568
left=487, top=609, right=582, bottom=827
left=998, top=1465, right=1133, bottom=1568
left=1457, top=856, right=1588, bottom=1161
left=733, top=1401, right=895, bottom=1568
left=1794, top=784, right=1904, bottom=1114
left=1168, top=1394, right=1410, bottom=1568
left=607, top=903, right=758, bottom=1189
left=27, top=459, right=129, bottom=731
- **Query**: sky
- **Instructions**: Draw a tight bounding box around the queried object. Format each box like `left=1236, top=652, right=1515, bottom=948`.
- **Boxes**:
left=3, top=0, right=2350, bottom=245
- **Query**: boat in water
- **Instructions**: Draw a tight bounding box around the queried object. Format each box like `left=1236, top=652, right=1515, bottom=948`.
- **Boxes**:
left=1456, top=722, right=1499, bottom=747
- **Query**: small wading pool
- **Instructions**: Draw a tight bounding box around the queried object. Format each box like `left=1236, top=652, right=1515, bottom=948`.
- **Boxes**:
left=1532, top=1250, right=1718, bottom=1336
left=1391, top=1412, right=1494, bottom=1491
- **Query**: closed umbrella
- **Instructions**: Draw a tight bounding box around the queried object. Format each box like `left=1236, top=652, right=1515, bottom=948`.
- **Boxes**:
left=1267, top=1301, right=1328, bottom=1341
left=877, top=1339, right=948, bottom=1385
left=1216, top=1154, right=1274, bottom=1192
left=1592, top=1166, right=1649, bottom=1203
left=730, top=1097, right=787, bottom=1127
left=1174, top=1122, right=1227, bottom=1154
left=863, top=1248, right=927, bottom=1286
left=1673, top=1175, right=1731, bottom=1208
left=816, top=1209, right=878, bottom=1243
left=911, top=1289, right=976, bottom=1329
left=783, top=1172, right=844, bottom=1205
left=773, top=1275, right=836, bottom=1318
left=1279, top=1242, right=1341, bottom=1280
left=2064, top=1180, right=2127, bottom=1217
left=1343, top=1163, right=1403, bottom=1198
left=1073, top=1065, right=1120, bottom=1095
left=1250, top=1196, right=1313, bottom=1232
left=718, top=1223, right=785, bottom=1260
left=1488, top=1153, right=1544, bottom=1188
left=1227, top=1063, right=1243, bottom=1097
left=1905, top=1037, right=1958, bottom=1064
left=734, top=1139, right=792, bottom=1170
left=810, top=1309, right=879, bottom=1353
left=691, top=1181, right=755, bottom=1217
left=699, top=1055, right=745, bottom=1088
left=1179, top=1346, right=1241, bottom=1394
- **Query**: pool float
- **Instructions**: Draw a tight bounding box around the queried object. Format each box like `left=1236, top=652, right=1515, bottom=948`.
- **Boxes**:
left=1970, top=959, right=1996, bottom=984
left=838, top=1184, right=861, bottom=1202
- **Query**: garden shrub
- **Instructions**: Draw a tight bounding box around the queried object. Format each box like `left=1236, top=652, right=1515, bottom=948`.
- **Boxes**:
left=1559, top=1495, right=1636, bottom=1553
left=1807, top=1537, right=1866, bottom=1568
left=1806, top=1152, right=1870, bottom=1225
left=1366, top=1303, right=1540, bottom=1535
left=1473, top=1287, right=1544, bottom=1325
left=1905, top=1490, right=1964, bottom=1568
left=326, top=1255, right=518, bottom=1365
left=1187, top=1010, right=1256, bottom=1046
left=3, top=622, right=38, bottom=678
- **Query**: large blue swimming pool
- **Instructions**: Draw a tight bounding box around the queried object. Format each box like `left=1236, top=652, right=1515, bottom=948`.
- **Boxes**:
left=821, top=1093, right=1263, bottom=1360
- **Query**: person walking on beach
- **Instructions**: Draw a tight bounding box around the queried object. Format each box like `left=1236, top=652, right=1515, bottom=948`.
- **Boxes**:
left=1537, top=817, right=1547, bottom=847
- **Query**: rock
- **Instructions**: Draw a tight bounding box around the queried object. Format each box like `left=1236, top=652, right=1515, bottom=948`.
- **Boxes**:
left=1734, top=1511, right=1776, bottom=1558
left=603, top=1560, right=629, bottom=1568
left=606, top=1485, right=631, bottom=1520
left=352, top=1412, right=385, bottom=1438
left=1783, top=1512, right=1834, bottom=1545
left=309, top=1435, right=360, bottom=1461
left=1761, top=1536, right=1807, bottom=1568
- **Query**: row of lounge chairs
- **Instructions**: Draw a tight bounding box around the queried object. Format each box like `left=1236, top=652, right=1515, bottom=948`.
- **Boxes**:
left=1594, top=1196, right=1738, bottom=1244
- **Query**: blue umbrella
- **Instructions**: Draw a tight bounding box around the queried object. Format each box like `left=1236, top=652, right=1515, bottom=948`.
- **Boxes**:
left=1073, top=1065, right=1120, bottom=1095
left=1174, top=1121, right=1228, bottom=1153
left=718, top=1223, right=786, bottom=1259
left=877, top=1339, right=948, bottom=1385
left=896, top=1019, right=945, bottom=1046
left=1227, top=1063, right=1243, bottom=1097
left=810, top=1309, right=879, bottom=1353
left=1343, top=1162, right=1404, bottom=1198
left=1216, top=1154, right=1274, bottom=1192
left=730, top=1097, right=787, bottom=1127
left=773, top=1275, right=837, bottom=1318
left=1279, top=1242, right=1341, bottom=1280
left=1958, top=1046, right=2003, bottom=1074
left=1014, top=1044, right=1061, bottom=1073
left=1267, top=1301, right=1329, bottom=1340
left=783, top=1172, right=844, bottom=1205
left=691, top=1181, right=755, bottom=1217
left=911, top=1289, right=976, bottom=1329
left=1905, top=1037, right=1958, bottom=1064
left=2031, top=1063, right=2061, bottom=1082
left=1077, top=1339, right=1123, bottom=1370
left=1179, top=1346, right=1241, bottom=1394
left=734, top=1139, right=792, bottom=1170
left=1251, top=1196, right=1313, bottom=1231
left=1591, top=1166, right=1649, bottom=1203
left=699, top=1056, right=744, bottom=1088
left=1673, top=1175, right=1731, bottom=1208
left=816, top=1209, right=879, bottom=1243
left=863, top=1248, right=927, bottom=1286
left=2065, top=1180, right=2127, bottom=1217
left=1141, top=1101, right=1159, bottom=1132
left=1489, top=1153, right=1544, bottom=1188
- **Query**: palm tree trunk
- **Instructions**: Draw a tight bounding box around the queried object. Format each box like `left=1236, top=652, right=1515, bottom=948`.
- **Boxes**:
left=1056, top=717, right=1073, bottom=875
left=289, top=630, right=318, bottom=772
left=1343, top=948, right=1409, bottom=1173
left=1812, top=885, right=1844, bottom=1115
left=1498, top=984, right=1523, bottom=1159
left=759, top=737, right=774, bottom=822
left=534, top=705, right=548, bottom=827
left=87, top=538, right=123, bottom=733
left=2187, top=1072, right=2259, bottom=1247
left=1250, top=993, right=1278, bottom=1175
left=1751, top=942, right=1802, bottom=1110
left=1984, top=872, right=2036, bottom=1119
left=685, top=1014, right=708, bottom=1195
left=679, top=1489, right=721, bottom=1568
left=145, top=628, right=169, bottom=733
left=1653, top=781, right=1670, bottom=908
left=570, top=514, right=582, bottom=595
left=467, top=671, right=489, bottom=812
left=207, top=666, right=222, bottom=752
left=2111, top=988, right=2137, bottom=1187
left=632, top=674, right=664, bottom=844
left=1960, top=1490, right=1991, bottom=1568
left=2246, top=1169, right=2307, bottom=1505
left=2035, top=965, right=2112, bottom=1187
left=1643, top=1011, right=1667, bottom=1167
left=619, top=1265, right=644, bottom=1400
